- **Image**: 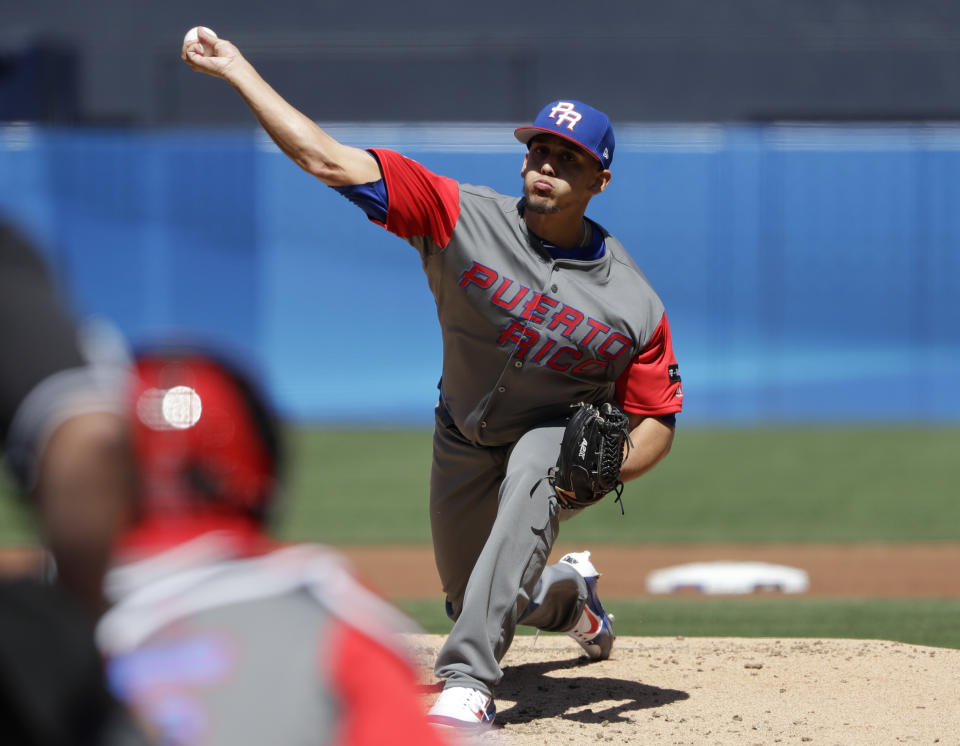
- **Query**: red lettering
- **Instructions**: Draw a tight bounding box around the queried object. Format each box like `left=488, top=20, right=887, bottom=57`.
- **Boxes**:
left=520, top=293, right=558, bottom=325
left=531, top=338, right=557, bottom=363
left=547, top=305, right=585, bottom=338
left=491, top=278, right=529, bottom=310
left=572, top=359, right=609, bottom=375
left=497, top=321, right=539, bottom=358
left=581, top=318, right=611, bottom=346
left=458, top=261, right=497, bottom=290
left=546, top=346, right=582, bottom=372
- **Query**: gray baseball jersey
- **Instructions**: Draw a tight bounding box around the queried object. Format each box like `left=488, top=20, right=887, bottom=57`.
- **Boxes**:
left=336, top=147, right=682, bottom=694
left=365, top=149, right=683, bottom=444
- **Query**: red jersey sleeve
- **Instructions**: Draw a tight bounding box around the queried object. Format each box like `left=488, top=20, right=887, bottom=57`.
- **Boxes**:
left=328, top=622, right=452, bottom=746
left=369, top=148, right=460, bottom=248
left=615, top=313, right=684, bottom=416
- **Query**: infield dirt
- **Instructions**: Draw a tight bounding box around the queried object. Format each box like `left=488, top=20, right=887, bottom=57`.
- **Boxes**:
left=386, top=543, right=960, bottom=745
left=410, top=634, right=960, bottom=745
left=339, top=542, right=960, bottom=599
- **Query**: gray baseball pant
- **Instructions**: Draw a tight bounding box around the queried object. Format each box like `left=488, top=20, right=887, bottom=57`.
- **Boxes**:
left=430, top=408, right=589, bottom=695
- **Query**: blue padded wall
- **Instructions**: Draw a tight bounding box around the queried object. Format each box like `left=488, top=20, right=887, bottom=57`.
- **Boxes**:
left=2, top=124, right=957, bottom=423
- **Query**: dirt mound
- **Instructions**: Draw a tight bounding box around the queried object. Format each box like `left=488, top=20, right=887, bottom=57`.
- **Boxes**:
left=409, top=634, right=960, bottom=745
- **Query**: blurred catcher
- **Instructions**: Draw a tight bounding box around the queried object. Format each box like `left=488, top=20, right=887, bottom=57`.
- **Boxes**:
left=96, top=347, right=453, bottom=746
left=0, top=218, right=149, bottom=746
left=0, top=219, right=134, bottom=618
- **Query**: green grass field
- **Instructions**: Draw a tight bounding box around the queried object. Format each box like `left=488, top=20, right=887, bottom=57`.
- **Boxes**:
left=3, top=426, right=959, bottom=646
left=276, top=425, right=960, bottom=545
left=398, top=597, right=960, bottom=649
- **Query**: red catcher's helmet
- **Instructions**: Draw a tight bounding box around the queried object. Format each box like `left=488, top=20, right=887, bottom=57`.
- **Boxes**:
left=131, top=348, right=281, bottom=525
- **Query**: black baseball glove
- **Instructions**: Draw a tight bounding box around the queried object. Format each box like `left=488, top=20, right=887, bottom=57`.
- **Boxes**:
left=544, top=402, right=633, bottom=512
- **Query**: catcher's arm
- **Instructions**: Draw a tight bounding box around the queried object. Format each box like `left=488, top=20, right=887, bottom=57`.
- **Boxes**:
left=618, top=414, right=674, bottom=483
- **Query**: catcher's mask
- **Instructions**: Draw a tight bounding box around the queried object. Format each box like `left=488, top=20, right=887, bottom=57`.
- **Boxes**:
left=130, top=347, right=281, bottom=526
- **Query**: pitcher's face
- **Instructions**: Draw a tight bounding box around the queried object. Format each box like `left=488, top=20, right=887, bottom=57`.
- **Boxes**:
left=521, top=135, right=610, bottom=215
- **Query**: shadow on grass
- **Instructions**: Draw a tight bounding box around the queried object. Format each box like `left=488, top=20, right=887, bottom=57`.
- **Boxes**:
left=494, top=655, right=688, bottom=725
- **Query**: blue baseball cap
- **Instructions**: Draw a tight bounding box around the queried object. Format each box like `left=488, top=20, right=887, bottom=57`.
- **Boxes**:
left=514, top=100, right=615, bottom=169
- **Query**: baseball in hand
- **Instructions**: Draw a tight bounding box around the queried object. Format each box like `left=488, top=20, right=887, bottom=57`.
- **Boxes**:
left=183, top=26, right=218, bottom=56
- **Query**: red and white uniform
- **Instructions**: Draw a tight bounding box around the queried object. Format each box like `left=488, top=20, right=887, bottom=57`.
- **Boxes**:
left=97, top=522, right=451, bottom=746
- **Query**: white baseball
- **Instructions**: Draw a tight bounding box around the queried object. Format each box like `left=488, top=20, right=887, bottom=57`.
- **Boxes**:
left=183, top=26, right=218, bottom=55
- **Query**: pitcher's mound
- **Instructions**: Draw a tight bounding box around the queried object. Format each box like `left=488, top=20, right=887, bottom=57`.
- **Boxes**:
left=407, top=634, right=959, bottom=745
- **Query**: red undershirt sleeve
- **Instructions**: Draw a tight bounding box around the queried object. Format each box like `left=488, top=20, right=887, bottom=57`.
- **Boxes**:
left=615, top=312, right=684, bottom=416
left=368, top=148, right=460, bottom=249
left=328, top=622, right=452, bottom=746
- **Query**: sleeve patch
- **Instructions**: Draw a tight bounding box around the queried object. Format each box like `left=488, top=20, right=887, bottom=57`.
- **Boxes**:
left=615, top=313, right=683, bottom=416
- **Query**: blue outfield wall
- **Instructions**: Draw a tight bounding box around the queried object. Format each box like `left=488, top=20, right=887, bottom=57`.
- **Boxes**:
left=1, top=123, right=958, bottom=424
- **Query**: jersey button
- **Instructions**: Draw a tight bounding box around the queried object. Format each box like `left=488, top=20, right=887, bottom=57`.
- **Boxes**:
left=551, top=284, right=558, bottom=292
left=497, top=386, right=506, bottom=393
left=480, top=421, right=487, bottom=428
left=514, top=361, right=523, bottom=368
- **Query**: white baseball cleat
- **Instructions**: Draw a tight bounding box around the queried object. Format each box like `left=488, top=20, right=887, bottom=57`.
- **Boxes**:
left=560, top=550, right=615, bottom=661
left=427, top=686, right=496, bottom=730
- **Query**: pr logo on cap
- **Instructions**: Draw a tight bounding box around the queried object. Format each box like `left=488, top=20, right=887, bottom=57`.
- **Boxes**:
left=548, top=102, right=583, bottom=131
left=514, top=99, right=616, bottom=169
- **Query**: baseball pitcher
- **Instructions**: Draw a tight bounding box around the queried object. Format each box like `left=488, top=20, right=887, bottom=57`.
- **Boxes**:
left=182, top=28, right=684, bottom=732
